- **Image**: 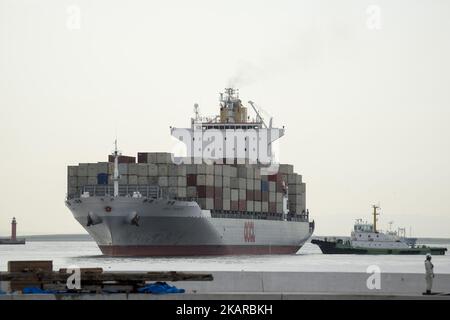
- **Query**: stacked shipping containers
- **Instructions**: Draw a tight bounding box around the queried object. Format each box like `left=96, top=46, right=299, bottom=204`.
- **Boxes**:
left=67, top=152, right=306, bottom=216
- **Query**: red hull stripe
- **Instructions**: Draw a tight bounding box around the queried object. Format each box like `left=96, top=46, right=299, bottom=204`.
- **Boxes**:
left=99, top=245, right=301, bottom=256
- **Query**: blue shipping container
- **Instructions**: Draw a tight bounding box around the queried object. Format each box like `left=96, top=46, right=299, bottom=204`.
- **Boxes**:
left=261, top=181, right=269, bottom=192
left=97, top=173, right=108, bottom=185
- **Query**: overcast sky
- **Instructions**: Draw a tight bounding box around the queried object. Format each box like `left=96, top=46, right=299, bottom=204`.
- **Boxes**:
left=1, top=0, right=449, bottom=237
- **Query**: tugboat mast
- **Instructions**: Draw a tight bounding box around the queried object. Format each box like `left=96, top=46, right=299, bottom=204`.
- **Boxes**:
left=372, top=205, right=380, bottom=233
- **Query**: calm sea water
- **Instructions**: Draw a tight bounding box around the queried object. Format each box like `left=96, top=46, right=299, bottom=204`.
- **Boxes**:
left=1, top=241, right=449, bottom=273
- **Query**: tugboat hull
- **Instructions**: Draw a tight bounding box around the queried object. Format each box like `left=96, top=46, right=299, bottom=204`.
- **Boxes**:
left=311, top=239, right=447, bottom=255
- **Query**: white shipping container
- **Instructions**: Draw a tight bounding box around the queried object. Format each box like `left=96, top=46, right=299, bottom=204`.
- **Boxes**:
left=269, top=181, right=276, bottom=192
left=118, top=163, right=128, bottom=175
left=128, top=175, right=138, bottom=185
left=168, top=176, right=178, bottom=187
left=214, top=176, right=222, bottom=187
left=97, top=162, right=109, bottom=174
left=254, top=179, right=261, bottom=191
left=148, top=176, right=158, bottom=184
left=206, top=175, right=214, bottom=186
left=276, top=202, right=283, bottom=213
left=137, top=164, right=148, bottom=176
left=68, top=176, right=77, bottom=187
left=229, top=166, right=237, bottom=177
left=288, top=173, right=298, bottom=184
left=119, top=175, right=128, bottom=185
left=177, top=177, right=187, bottom=187
left=148, top=164, right=158, bottom=176
left=156, top=152, right=173, bottom=164
left=128, top=163, right=138, bottom=175
left=222, top=165, right=231, bottom=177
left=222, top=176, right=230, bottom=188
left=77, top=176, right=87, bottom=187
left=138, top=177, right=148, bottom=185
left=176, top=165, right=187, bottom=176
left=197, top=175, right=206, bottom=186
left=247, top=201, right=254, bottom=212
left=168, top=165, right=177, bottom=176
left=186, top=164, right=197, bottom=174
left=158, top=176, right=169, bottom=187
left=158, top=165, right=168, bottom=176
left=78, top=164, right=88, bottom=177
left=67, top=166, right=78, bottom=177
left=206, top=198, right=214, bottom=210
left=276, top=192, right=283, bottom=203
left=88, top=164, right=98, bottom=177
left=262, top=202, right=269, bottom=212
left=205, top=165, right=214, bottom=175
left=223, top=188, right=231, bottom=200
left=230, top=177, right=239, bottom=189
left=279, top=164, right=294, bottom=174
left=187, top=186, right=197, bottom=197
left=214, top=165, right=222, bottom=176
left=254, top=167, right=261, bottom=180
left=238, top=178, right=246, bottom=189
left=196, top=164, right=206, bottom=174
left=87, top=176, right=97, bottom=185
left=254, top=201, right=262, bottom=212
left=246, top=166, right=254, bottom=179
left=238, top=167, right=247, bottom=178
left=239, top=189, right=246, bottom=200
left=246, top=179, right=254, bottom=190
left=231, top=189, right=239, bottom=201
left=177, top=187, right=187, bottom=198
left=223, top=199, right=231, bottom=211
left=269, top=192, right=276, bottom=203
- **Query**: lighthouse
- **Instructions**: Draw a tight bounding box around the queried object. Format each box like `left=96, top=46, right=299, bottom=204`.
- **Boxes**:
left=11, top=217, right=17, bottom=241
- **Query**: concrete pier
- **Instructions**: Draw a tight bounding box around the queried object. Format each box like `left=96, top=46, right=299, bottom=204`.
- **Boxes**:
left=1, top=271, right=449, bottom=299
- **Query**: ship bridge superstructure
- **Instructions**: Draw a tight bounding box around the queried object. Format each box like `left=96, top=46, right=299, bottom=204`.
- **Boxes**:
left=171, top=88, right=285, bottom=166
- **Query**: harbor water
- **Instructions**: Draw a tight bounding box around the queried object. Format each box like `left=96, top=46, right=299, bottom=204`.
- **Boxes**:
left=1, top=239, right=449, bottom=274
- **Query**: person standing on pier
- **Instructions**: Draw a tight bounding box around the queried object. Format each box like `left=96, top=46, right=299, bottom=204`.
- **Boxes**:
left=424, top=254, right=434, bottom=295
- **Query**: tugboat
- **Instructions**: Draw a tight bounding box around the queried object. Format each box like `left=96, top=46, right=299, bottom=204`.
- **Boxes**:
left=311, top=206, right=447, bottom=255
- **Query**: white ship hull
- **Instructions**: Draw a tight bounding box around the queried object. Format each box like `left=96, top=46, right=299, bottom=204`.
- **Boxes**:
left=66, top=196, right=314, bottom=256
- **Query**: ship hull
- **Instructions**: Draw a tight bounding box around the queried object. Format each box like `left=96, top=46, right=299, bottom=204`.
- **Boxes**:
left=311, top=239, right=447, bottom=255
left=66, top=196, right=313, bottom=256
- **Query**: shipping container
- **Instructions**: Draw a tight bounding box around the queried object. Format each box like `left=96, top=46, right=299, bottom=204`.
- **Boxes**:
left=128, top=175, right=138, bottom=185
left=108, top=155, right=136, bottom=164
left=158, top=164, right=169, bottom=176
left=247, top=201, right=254, bottom=212
left=128, top=163, right=138, bottom=176
left=168, top=176, right=178, bottom=187
left=222, top=176, right=230, bottom=188
left=214, top=176, right=222, bottom=187
left=231, top=189, right=239, bottom=201
left=187, top=186, right=197, bottom=197
left=158, top=176, right=169, bottom=187
left=137, top=164, right=148, bottom=176
left=138, top=177, right=148, bottom=185
left=177, top=176, right=187, bottom=187
left=187, top=174, right=197, bottom=186
left=254, top=191, right=261, bottom=201
left=223, top=199, right=231, bottom=211
left=67, top=166, right=78, bottom=177
left=118, top=163, right=128, bottom=175
left=97, top=173, right=108, bottom=185
left=231, top=201, right=239, bottom=211
left=246, top=190, right=254, bottom=201
left=223, top=188, right=231, bottom=200
left=197, top=186, right=214, bottom=198
left=238, top=200, right=246, bottom=211
left=148, top=164, right=158, bottom=176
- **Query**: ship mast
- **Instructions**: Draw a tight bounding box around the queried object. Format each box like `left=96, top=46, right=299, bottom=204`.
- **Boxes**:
left=372, top=205, right=380, bottom=233
left=112, top=139, right=121, bottom=197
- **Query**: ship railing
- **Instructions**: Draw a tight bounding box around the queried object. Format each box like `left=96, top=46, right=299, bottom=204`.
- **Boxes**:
left=74, top=185, right=163, bottom=199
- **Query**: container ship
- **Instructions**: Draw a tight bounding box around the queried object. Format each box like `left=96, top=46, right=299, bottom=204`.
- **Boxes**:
left=65, top=88, right=314, bottom=256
